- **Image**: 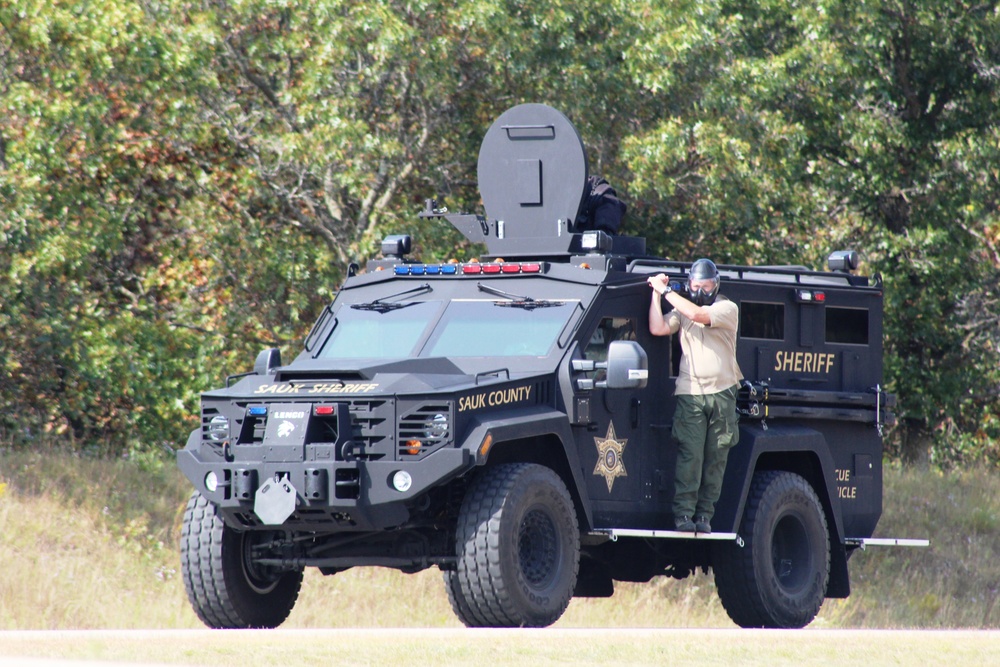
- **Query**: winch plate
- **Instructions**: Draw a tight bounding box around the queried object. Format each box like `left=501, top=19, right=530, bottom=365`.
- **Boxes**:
left=254, top=476, right=297, bottom=525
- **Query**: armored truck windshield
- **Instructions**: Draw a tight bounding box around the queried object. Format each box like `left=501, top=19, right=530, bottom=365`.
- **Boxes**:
left=318, top=297, right=579, bottom=361
left=318, top=300, right=441, bottom=360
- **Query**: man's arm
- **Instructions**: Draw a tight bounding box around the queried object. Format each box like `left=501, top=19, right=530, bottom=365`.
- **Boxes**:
left=666, top=291, right=712, bottom=325
left=648, top=284, right=675, bottom=336
left=648, top=273, right=712, bottom=329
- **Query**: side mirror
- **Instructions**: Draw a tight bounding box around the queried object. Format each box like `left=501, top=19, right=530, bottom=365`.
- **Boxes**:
left=254, top=348, right=282, bottom=375
left=604, top=341, right=648, bottom=389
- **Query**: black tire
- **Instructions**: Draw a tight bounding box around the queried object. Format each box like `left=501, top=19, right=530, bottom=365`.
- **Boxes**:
left=713, top=470, right=830, bottom=628
left=180, top=491, right=303, bottom=629
left=445, top=463, right=580, bottom=627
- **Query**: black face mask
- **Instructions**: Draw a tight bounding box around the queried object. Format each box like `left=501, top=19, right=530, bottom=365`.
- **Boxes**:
left=687, top=258, right=720, bottom=306
left=688, top=281, right=719, bottom=307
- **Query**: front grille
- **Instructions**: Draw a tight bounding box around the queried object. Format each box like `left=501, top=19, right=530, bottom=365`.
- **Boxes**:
left=200, top=406, right=223, bottom=441
left=203, top=398, right=394, bottom=461
left=398, top=402, right=452, bottom=459
left=346, top=398, right=392, bottom=458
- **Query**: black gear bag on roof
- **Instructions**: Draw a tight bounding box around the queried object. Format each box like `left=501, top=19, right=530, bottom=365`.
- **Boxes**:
left=577, top=175, right=626, bottom=234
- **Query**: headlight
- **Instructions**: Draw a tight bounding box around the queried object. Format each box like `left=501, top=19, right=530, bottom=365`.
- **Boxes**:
left=423, top=414, right=449, bottom=441
left=207, top=415, right=230, bottom=441
left=392, top=470, right=413, bottom=493
left=205, top=471, right=219, bottom=492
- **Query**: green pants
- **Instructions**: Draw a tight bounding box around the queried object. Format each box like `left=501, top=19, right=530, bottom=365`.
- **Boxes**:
left=671, top=385, right=740, bottom=520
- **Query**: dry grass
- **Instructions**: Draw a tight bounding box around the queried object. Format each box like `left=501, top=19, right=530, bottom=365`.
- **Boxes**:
left=820, top=465, right=1000, bottom=628
left=1, top=447, right=998, bottom=631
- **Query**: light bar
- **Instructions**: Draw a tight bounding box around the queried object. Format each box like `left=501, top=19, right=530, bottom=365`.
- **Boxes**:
left=393, top=262, right=544, bottom=276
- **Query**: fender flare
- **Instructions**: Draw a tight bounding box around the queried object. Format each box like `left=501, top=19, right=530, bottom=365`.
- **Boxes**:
left=460, top=407, right=593, bottom=529
left=716, top=422, right=851, bottom=598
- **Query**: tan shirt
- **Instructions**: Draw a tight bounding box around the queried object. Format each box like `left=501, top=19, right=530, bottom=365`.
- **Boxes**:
left=664, top=297, right=743, bottom=395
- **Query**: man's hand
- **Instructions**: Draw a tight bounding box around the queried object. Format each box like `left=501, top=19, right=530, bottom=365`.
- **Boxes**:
left=647, top=274, right=672, bottom=296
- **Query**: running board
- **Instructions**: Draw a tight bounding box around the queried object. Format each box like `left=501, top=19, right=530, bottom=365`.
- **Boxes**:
left=594, top=530, right=930, bottom=550
left=845, top=537, right=930, bottom=549
left=594, top=528, right=742, bottom=544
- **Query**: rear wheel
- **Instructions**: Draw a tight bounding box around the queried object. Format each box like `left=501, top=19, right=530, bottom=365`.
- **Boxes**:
left=445, top=463, right=580, bottom=627
left=180, top=491, right=303, bottom=628
left=713, top=470, right=830, bottom=628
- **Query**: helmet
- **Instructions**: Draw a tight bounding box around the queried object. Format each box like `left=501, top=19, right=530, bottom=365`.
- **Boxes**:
left=688, top=258, right=720, bottom=306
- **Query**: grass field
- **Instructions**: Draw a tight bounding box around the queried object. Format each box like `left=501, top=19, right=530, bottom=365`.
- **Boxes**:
left=1, top=446, right=998, bottom=633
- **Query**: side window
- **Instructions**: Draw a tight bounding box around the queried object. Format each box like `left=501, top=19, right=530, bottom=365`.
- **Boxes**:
left=585, top=317, right=637, bottom=381
left=826, top=307, right=869, bottom=345
left=740, top=302, right=785, bottom=340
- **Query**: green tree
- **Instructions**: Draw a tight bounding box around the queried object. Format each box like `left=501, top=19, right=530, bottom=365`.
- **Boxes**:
left=0, top=0, right=654, bottom=453
left=622, top=0, right=1000, bottom=464
left=0, top=0, right=326, bottom=451
left=2, top=0, right=997, bottom=466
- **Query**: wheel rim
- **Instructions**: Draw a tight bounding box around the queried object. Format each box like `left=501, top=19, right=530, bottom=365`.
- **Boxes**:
left=770, top=513, right=812, bottom=593
left=240, top=532, right=282, bottom=595
left=518, top=507, right=559, bottom=588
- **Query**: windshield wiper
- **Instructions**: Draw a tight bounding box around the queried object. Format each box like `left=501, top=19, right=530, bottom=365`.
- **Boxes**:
left=477, top=282, right=562, bottom=310
left=352, top=283, right=432, bottom=313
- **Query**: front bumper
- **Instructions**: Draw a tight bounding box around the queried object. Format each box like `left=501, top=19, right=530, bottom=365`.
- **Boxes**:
left=177, top=433, right=471, bottom=532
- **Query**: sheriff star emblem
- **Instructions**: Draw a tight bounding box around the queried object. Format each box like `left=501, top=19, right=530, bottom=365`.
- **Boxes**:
left=593, top=422, right=628, bottom=492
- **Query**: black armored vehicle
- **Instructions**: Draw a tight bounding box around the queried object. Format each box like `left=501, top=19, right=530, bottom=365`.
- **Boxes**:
left=178, top=104, right=917, bottom=630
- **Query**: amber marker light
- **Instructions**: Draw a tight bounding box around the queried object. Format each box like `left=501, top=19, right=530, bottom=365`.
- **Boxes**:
left=405, top=439, right=423, bottom=456
left=478, top=433, right=494, bottom=458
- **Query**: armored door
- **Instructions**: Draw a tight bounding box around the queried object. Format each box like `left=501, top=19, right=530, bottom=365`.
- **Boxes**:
left=575, top=292, right=675, bottom=529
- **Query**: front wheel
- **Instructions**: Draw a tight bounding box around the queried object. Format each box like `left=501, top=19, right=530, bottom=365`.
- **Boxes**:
left=444, top=463, right=580, bottom=627
left=180, top=492, right=303, bottom=629
left=713, top=470, right=830, bottom=628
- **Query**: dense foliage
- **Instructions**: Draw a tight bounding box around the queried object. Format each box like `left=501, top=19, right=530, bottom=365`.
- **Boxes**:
left=1, top=0, right=998, bottom=465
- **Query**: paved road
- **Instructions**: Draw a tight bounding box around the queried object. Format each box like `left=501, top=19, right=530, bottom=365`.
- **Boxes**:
left=3, top=628, right=999, bottom=666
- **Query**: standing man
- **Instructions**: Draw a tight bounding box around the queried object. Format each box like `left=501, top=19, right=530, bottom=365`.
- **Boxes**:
left=647, top=259, right=743, bottom=534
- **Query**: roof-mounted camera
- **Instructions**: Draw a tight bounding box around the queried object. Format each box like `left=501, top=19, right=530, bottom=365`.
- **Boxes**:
left=828, top=250, right=859, bottom=273
left=382, top=234, right=412, bottom=260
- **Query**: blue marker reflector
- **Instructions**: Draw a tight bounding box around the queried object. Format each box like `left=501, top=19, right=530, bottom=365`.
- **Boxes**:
left=248, top=406, right=267, bottom=416
left=441, top=264, right=458, bottom=274
left=393, top=266, right=409, bottom=275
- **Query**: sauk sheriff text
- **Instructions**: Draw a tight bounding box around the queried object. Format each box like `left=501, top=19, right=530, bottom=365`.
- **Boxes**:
left=459, top=386, right=532, bottom=412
